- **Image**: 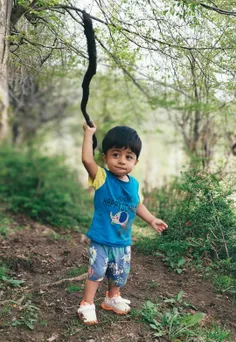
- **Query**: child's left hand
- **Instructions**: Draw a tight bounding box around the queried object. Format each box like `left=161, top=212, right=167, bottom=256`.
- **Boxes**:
left=150, top=218, right=168, bottom=234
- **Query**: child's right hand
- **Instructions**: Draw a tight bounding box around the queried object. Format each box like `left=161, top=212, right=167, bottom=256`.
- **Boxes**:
left=83, top=121, right=97, bottom=134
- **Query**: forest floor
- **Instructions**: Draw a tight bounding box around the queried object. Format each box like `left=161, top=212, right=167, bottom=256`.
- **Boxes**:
left=0, top=215, right=236, bottom=342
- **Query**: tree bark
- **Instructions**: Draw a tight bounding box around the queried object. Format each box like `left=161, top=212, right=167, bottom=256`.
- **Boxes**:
left=0, top=0, right=12, bottom=143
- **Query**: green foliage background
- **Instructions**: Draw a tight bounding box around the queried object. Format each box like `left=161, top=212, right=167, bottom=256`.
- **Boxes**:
left=0, top=145, right=92, bottom=230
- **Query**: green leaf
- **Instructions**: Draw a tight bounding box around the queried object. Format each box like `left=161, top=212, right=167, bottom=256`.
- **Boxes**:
left=154, top=331, right=165, bottom=337
left=6, top=278, right=25, bottom=287
left=180, top=312, right=206, bottom=327
left=176, top=268, right=183, bottom=274
left=176, top=290, right=184, bottom=302
left=177, top=258, right=186, bottom=267
left=150, top=323, right=159, bottom=330
left=164, top=298, right=176, bottom=304
left=26, top=321, right=35, bottom=330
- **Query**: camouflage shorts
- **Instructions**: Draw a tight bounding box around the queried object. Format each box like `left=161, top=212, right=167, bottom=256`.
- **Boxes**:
left=88, top=241, right=131, bottom=287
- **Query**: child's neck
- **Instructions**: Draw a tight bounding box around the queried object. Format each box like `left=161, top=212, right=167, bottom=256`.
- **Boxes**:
left=116, top=174, right=129, bottom=182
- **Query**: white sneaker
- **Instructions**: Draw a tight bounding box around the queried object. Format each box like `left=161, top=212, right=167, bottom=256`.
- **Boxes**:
left=77, top=300, right=98, bottom=325
left=101, top=292, right=131, bottom=314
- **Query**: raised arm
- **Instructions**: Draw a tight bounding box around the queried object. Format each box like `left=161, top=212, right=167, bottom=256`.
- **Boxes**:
left=136, top=202, right=168, bottom=233
left=81, top=122, right=98, bottom=180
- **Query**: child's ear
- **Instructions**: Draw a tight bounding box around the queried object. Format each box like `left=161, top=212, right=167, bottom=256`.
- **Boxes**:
left=102, top=153, right=107, bottom=163
left=135, top=159, right=139, bottom=165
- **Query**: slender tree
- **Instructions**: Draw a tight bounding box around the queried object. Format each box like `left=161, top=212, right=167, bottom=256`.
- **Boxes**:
left=0, top=0, right=12, bottom=142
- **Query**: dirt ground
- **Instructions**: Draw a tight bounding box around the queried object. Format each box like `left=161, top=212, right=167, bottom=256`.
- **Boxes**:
left=0, top=215, right=236, bottom=342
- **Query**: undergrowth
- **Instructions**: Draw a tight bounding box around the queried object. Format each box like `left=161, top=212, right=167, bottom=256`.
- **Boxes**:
left=139, top=291, right=232, bottom=341
left=135, top=169, right=236, bottom=292
left=0, top=144, right=93, bottom=230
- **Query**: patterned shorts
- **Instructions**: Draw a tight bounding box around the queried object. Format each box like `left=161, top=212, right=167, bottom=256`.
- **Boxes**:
left=88, top=241, right=131, bottom=287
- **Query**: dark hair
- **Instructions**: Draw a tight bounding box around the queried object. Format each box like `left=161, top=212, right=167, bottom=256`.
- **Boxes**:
left=102, top=126, right=142, bottom=158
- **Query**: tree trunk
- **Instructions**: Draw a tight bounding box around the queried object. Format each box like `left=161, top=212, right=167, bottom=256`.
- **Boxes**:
left=0, top=0, right=12, bottom=143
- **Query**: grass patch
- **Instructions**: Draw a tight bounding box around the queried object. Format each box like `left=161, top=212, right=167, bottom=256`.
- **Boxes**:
left=0, top=298, right=40, bottom=331
left=11, top=300, right=40, bottom=330
left=66, top=283, right=83, bottom=293
left=0, top=264, right=24, bottom=288
left=67, top=266, right=88, bottom=277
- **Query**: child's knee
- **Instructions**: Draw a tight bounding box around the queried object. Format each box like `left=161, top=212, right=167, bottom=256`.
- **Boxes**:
left=88, top=265, right=105, bottom=282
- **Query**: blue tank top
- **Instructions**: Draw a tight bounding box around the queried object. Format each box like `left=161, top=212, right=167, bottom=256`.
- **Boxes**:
left=86, top=167, right=140, bottom=247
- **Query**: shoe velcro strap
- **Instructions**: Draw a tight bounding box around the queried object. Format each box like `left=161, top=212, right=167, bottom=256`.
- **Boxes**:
left=114, top=297, right=131, bottom=305
left=80, top=305, right=95, bottom=312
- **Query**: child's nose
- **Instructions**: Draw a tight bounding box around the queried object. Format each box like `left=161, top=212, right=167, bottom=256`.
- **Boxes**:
left=118, top=156, right=126, bottom=164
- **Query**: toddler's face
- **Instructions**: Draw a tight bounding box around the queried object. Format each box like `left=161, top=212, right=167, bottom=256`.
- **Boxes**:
left=103, top=147, right=138, bottom=180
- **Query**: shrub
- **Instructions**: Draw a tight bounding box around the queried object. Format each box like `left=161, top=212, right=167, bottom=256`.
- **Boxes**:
left=0, top=144, right=93, bottom=230
left=138, top=169, right=236, bottom=263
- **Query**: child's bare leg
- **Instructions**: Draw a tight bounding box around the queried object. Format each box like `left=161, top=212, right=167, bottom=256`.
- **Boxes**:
left=77, top=280, right=100, bottom=325
left=108, top=281, right=120, bottom=297
left=101, top=280, right=130, bottom=314
left=83, top=279, right=100, bottom=304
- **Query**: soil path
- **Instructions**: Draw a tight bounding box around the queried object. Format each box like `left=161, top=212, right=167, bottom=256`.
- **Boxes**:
left=1, top=216, right=236, bottom=342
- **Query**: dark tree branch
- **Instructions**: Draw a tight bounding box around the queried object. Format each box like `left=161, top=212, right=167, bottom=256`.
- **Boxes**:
left=40, top=37, right=58, bottom=66
left=175, top=0, right=236, bottom=16
left=200, top=2, right=236, bottom=17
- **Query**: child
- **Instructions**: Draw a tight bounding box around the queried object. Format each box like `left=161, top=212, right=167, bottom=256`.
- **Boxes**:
left=77, top=122, right=168, bottom=325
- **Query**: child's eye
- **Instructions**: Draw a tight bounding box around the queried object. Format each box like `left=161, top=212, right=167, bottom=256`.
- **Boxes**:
left=113, top=153, right=119, bottom=158
left=126, top=155, right=133, bottom=160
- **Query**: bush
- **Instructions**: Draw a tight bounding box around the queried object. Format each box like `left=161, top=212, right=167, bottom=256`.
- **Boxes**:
left=138, top=169, right=236, bottom=263
left=0, top=144, right=93, bottom=230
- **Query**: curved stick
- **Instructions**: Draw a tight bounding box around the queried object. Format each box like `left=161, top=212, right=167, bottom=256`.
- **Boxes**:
left=81, top=10, right=97, bottom=151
